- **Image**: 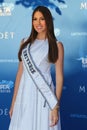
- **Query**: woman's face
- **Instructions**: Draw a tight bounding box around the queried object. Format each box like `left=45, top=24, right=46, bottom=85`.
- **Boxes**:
left=32, top=11, right=47, bottom=35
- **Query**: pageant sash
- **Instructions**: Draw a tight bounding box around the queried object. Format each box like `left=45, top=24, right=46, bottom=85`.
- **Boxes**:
left=22, top=44, right=58, bottom=110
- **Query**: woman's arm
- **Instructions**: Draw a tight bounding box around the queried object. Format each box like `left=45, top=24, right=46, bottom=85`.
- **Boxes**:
left=55, top=42, right=64, bottom=102
left=50, top=42, right=64, bottom=127
left=9, top=61, right=23, bottom=118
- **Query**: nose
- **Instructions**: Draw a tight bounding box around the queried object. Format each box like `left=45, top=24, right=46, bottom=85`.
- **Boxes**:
left=37, top=19, right=41, bottom=24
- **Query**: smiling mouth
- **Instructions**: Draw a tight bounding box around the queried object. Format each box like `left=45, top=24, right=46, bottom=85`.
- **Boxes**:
left=36, top=26, right=43, bottom=29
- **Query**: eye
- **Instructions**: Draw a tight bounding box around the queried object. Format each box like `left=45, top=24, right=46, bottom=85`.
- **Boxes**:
left=33, top=18, right=37, bottom=21
left=40, top=17, right=45, bottom=20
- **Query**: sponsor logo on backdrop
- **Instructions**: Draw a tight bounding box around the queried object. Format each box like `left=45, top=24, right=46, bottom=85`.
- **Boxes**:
left=15, top=0, right=66, bottom=15
left=79, top=86, right=86, bottom=93
left=77, top=56, right=87, bottom=68
left=0, top=32, right=15, bottom=39
left=80, top=2, right=87, bottom=9
left=71, top=32, right=87, bottom=36
left=0, top=80, right=14, bottom=93
left=54, top=28, right=60, bottom=37
left=0, top=59, right=18, bottom=63
left=0, top=3, right=14, bottom=16
left=70, top=114, right=87, bottom=119
left=0, top=108, right=8, bottom=116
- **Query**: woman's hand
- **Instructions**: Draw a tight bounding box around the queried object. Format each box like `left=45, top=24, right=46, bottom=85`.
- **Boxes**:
left=49, top=108, right=59, bottom=127
left=9, top=106, right=14, bottom=119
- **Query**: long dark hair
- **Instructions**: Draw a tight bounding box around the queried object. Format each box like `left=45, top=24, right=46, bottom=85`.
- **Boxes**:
left=18, top=6, right=58, bottom=63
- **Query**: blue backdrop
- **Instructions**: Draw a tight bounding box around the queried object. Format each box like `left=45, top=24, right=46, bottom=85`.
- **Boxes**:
left=0, top=0, right=87, bottom=130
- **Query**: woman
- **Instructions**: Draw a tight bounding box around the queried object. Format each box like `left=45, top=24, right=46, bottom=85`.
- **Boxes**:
left=9, top=6, right=64, bottom=130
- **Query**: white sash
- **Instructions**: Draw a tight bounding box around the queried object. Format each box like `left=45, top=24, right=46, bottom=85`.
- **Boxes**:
left=22, top=44, right=58, bottom=110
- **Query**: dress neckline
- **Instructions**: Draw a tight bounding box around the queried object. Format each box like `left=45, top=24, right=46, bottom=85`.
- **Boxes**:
left=35, top=38, right=48, bottom=42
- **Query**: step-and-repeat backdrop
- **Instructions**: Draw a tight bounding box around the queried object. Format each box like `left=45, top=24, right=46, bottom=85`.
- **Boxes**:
left=0, top=0, right=87, bottom=130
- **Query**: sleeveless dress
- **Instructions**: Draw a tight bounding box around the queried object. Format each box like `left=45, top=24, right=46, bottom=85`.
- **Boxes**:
left=8, top=39, right=61, bottom=130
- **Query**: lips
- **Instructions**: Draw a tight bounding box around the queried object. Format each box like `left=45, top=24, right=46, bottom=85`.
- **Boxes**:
left=36, top=26, right=43, bottom=29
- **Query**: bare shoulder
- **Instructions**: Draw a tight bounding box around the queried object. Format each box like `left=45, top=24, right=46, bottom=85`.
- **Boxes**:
left=57, top=41, right=64, bottom=52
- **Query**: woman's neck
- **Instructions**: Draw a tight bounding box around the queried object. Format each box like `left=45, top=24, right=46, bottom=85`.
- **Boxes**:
left=36, top=33, right=47, bottom=40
